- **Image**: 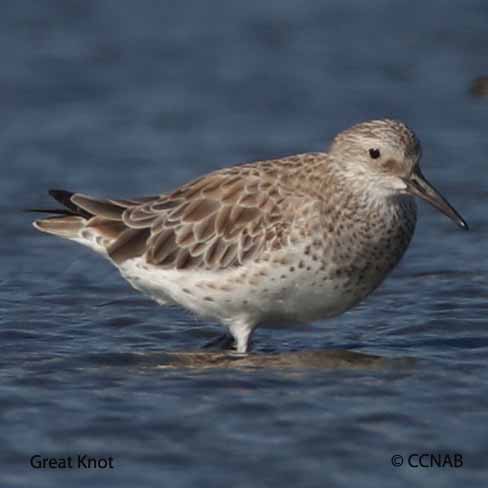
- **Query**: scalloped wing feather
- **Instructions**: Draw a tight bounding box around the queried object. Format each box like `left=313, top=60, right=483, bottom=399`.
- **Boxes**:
left=115, top=171, right=297, bottom=270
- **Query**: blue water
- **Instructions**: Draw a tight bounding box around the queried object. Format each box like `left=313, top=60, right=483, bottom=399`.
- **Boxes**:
left=2, top=1, right=488, bottom=486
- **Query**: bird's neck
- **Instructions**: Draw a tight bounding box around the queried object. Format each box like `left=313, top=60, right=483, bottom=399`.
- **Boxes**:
left=319, top=160, right=418, bottom=241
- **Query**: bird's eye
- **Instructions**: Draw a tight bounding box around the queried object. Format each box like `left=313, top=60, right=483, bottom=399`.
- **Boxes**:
left=369, top=148, right=381, bottom=159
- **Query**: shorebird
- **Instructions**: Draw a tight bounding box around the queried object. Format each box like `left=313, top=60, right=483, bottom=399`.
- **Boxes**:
left=32, top=119, right=468, bottom=353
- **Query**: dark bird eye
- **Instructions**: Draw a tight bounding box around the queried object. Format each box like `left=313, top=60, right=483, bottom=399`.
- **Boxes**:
left=369, top=148, right=381, bottom=159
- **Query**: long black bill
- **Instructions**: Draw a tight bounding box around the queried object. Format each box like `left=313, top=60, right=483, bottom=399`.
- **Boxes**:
left=404, top=168, right=468, bottom=230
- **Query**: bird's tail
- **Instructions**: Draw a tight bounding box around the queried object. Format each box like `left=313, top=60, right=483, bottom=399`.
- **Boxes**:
left=31, top=190, right=91, bottom=238
left=30, top=190, right=130, bottom=255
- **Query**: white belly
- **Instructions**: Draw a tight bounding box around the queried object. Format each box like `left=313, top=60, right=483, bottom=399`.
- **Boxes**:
left=116, top=245, right=377, bottom=330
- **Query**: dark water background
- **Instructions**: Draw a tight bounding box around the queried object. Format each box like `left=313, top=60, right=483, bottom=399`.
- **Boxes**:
left=1, top=1, right=487, bottom=486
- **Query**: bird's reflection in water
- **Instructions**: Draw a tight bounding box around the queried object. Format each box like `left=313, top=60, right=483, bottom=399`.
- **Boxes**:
left=154, top=350, right=416, bottom=371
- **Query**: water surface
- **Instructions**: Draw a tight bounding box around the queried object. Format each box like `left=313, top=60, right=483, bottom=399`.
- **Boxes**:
left=1, top=1, right=487, bottom=487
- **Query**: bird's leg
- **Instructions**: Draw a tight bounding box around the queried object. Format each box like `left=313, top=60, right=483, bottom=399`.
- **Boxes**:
left=228, top=322, right=255, bottom=354
left=202, top=333, right=236, bottom=351
left=203, top=320, right=256, bottom=353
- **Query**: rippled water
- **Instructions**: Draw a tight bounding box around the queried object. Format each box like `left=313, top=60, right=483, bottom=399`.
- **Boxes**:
left=2, top=1, right=488, bottom=487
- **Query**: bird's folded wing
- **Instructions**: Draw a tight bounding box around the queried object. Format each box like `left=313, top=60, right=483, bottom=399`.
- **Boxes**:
left=110, top=170, right=299, bottom=270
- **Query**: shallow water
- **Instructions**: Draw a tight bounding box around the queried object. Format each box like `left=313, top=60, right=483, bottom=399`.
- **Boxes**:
left=2, top=1, right=488, bottom=487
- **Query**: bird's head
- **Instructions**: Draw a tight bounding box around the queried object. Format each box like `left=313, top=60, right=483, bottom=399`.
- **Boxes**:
left=329, top=119, right=468, bottom=230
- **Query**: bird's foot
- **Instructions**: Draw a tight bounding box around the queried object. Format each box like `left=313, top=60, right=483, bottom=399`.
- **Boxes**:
left=202, top=333, right=236, bottom=351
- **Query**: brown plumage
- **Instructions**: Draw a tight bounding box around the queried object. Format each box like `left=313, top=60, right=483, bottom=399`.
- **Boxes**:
left=31, top=119, right=468, bottom=353
left=34, top=155, right=317, bottom=269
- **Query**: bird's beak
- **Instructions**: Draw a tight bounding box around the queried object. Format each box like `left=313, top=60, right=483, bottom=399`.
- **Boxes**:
left=403, top=167, right=468, bottom=230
